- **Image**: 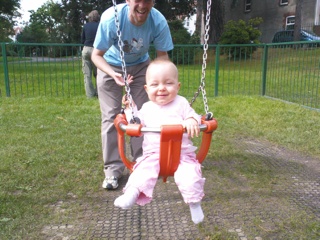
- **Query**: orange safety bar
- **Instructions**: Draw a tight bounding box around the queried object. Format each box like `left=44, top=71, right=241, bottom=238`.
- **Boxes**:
left=114, top=113, right=218, bottom=181
left=114, top=113, right=140, bottom=172
left=196, top=116, right=218, bottom=163
left=159, top=125, right=184, bottom=182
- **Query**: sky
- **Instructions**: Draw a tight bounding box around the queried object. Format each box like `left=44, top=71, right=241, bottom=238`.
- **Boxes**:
left=19, top=0, right=60, bottom=23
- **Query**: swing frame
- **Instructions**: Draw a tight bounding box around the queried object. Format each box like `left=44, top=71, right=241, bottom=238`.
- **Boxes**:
left=114, top=113, right=218, bottom=182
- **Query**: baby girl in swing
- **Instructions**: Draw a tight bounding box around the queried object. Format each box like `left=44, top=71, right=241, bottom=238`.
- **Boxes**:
left=114, top=59, right=205, bottom=224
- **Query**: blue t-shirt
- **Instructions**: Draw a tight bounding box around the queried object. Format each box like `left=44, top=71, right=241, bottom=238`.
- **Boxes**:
left=93, top=4, right=173, bottom=66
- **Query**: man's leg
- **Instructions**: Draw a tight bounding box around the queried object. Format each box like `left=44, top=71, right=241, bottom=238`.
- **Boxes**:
left=97, top=68, right=125, bottom=189
left=126, top=60, right=150, bottom=160
left=82, top=46, right=96, bottom=98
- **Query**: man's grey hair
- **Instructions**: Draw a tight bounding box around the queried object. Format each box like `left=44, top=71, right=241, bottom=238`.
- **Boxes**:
left=88, top=10, right=100, bottom=22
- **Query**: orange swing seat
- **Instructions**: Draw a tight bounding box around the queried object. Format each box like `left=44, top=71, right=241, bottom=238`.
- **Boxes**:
left=114, top=113, right=218, bottom=182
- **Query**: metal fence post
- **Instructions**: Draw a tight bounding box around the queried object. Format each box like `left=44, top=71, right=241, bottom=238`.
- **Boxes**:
left=1, top=42, right=10, bottom=97
left=261, top=44, right=268, bottom=96
left=214, top=45, right=220, bottom=97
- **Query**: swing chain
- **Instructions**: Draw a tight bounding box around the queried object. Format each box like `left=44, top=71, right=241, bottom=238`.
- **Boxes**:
left=112, top=0, right=137, bottom=122
left=189, top=0, right=213, bottom=119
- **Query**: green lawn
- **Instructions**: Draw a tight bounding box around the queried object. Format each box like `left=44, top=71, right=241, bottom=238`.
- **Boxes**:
left=0, top=95, right=319, bottom=238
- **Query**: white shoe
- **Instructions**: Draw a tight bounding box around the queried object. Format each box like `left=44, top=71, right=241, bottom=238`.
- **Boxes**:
left=102, top=176, right=118, bottom=190
left=114, top=187, right=139, bottom=209
left=189, top=202, right=204, bottom=224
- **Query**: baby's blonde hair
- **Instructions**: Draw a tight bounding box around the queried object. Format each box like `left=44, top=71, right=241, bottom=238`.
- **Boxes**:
left=146, top=59, right=178, bottom=81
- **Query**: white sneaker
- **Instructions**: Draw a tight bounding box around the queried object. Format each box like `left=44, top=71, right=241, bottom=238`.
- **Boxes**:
left=102, top=176, right=118, bottom=190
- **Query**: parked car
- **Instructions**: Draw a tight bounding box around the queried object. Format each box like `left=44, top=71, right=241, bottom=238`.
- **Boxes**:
left=272, top=30, right=320, bottom=46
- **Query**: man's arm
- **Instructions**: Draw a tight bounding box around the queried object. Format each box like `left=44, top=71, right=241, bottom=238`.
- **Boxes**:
left=155, top=50, right=170, bottom=60
left=91, top=48, right=132, bottom=86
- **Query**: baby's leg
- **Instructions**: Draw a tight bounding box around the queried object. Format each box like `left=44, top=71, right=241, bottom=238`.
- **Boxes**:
left=189, top=202, right=204, bottom=224
left=174, top=154, right=205, bottom=224
left=114, top=186, right=139, bottom=209
left=114, top=154, right=160, bottom=209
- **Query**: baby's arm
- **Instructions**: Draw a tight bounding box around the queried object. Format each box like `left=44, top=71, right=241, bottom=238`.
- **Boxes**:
left=121, top=94, right=136, bottom=109
left=121, top=95, right=140, bottom=123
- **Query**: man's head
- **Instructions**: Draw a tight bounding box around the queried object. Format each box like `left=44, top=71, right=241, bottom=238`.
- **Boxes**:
left=88, top=10, right=100, bottom=22
left=126, top=0, right=154, bottom=26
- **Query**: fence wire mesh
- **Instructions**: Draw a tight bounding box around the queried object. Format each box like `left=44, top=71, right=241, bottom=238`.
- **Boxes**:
left=1, top=42, right=319, bottom=110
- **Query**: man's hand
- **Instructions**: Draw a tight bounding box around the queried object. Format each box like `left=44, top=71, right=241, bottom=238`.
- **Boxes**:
left=114, top=73, right=133, bottom=86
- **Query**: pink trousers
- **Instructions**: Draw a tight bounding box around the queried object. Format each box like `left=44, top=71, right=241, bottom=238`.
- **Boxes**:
left=123, top=152, right=205, bottom=206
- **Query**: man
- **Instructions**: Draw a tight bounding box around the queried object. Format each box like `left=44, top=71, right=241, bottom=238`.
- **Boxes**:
left=81, top=10, right=100, bottom=98
left=92, top=0, right=173, bottom=189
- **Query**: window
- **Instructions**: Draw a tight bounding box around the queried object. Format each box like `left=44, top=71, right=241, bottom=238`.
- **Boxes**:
left=245, top=0, right=251, bottom=12
left=286, top=15, right=295, bottom=30
left=280, top=0, right=289, bottom=6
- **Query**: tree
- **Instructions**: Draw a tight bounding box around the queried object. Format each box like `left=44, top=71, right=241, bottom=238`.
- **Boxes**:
left=294, top=0, right=303, bottom=41
left=167, top=20, right=196, bottom=64
left=169, top=20, right=192, bottom=44
left=219, top=17, right=263, bottom=44
left=17, top=1, right=63, bottom=43
left=19, top=0, right=115, bottom=44
left=195, top=0, right=203, bottom=40
left=196, top=0, right=225, bottom=44
left=206, top=0, right=225, bottom=44
left=50, top=0, right=123, bottom=43
left=16, top=0, right=195, bottom=44
left=0, top=0, right=21, bottom=41
left=155, top=0, right=195, bottom=21
left=60, top=0, right=83, bottom=43
left=219, top=17, right=263, bottom=58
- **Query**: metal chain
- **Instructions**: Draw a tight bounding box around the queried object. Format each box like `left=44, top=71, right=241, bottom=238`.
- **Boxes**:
left=113, top=0, right=212, bottom=119
left=189, top=0, right=213, bottom=119
left=112, top=0, right=137, bottom=121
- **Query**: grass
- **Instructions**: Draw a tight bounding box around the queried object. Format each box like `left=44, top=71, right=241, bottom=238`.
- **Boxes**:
left=195, top=95, right=320, bottom=156
left=1, top=58, right=83, bottom=98
left=0, top=96, right=102, bottom=238
left=0, top=95, right=319, bottom=239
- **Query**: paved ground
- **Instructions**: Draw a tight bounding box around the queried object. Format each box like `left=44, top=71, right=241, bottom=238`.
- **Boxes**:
left=41, top=137, right=319, bottom=240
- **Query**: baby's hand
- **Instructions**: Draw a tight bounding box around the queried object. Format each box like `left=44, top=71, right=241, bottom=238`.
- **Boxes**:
left=122, top=95, right=129, bottom=109
left=122, top=95, right=136, bottom=109
left=182, top=118, right=200, bottom=138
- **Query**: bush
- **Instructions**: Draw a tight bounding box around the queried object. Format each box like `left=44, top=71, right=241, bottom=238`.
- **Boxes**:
left=6, top=50, right=18, bottom=57
left=219, top=17, right=263, bottom=59
left=189, top=31, right=201, bottom=45
left=168, top=20, right=195, bottom=64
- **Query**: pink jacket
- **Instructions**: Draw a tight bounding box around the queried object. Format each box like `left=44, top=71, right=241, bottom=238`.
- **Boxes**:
left=125, top=95, right=201, bottom=155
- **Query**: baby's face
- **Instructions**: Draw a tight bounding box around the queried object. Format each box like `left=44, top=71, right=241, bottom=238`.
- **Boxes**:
left=144, top=62, right=180, bottom=106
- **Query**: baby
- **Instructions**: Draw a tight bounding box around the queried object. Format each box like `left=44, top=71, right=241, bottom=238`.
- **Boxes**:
left=114, top=59, right=205, bottom=224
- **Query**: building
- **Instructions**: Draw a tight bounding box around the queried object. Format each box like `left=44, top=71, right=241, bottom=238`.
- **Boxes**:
left=11, top=26, right=23, bottom=41
left=224, top=0, right=320, bottom=43
left=184, top=14, right=197, bottom=35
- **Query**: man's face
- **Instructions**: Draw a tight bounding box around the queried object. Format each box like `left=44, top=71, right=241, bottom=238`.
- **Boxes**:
left=126, top=0, right=154, bottom=26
